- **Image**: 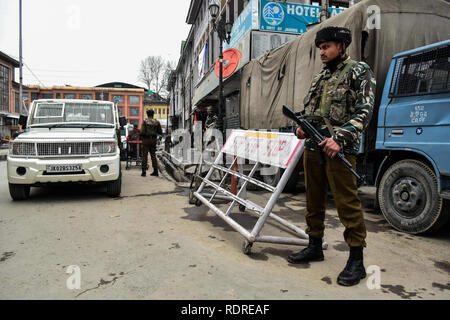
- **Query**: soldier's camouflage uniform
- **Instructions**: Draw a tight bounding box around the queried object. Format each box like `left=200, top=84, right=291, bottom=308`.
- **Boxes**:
left=302, top=54, right=376, bottom=247
left=205, top=114, right=218, bottom=129
left=141, top=118, right=162, bottom=172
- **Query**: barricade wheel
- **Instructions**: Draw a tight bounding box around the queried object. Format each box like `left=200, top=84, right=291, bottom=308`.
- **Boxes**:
left=239, top=204, right=246, bottom=212
left=188, top=189, right=197, bottom=205
left=242, top=241, right=252, bottom=255
left=195, top=199, right=202, bottom=207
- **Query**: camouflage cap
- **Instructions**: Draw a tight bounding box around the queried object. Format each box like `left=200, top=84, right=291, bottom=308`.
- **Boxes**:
left=315, top=26, right=352, bottom=48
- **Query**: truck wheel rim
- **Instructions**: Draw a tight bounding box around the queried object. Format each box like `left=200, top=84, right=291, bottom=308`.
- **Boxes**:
left=391, top=177, right=426, bottom=219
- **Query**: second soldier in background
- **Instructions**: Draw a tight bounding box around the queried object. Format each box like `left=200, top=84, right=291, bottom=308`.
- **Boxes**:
left=140, top=109, right=162, bottom=177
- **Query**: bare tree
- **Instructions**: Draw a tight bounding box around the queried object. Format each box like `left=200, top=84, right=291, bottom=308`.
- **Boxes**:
left=138, top=56, right=175, bottom=98
left=162, top=60, right=176, bottom=95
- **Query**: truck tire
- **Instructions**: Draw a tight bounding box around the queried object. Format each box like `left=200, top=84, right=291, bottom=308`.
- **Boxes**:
left=106, top=173, right=122, bottom=197
left=9, top=183, right=31, bottom=201
left=378, top=159, right=449, bottom=234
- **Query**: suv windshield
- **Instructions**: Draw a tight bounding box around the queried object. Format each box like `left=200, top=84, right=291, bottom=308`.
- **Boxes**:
left=30, top=102, right=115, bottom=127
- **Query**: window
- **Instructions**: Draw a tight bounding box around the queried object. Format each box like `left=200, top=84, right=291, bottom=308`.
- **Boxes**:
left=129, top=95, right=140, bottom=104
left=64, top=93, right=75, bottom=99
left=42, top=93, right=53, bottom=99
left=0, top=64, right=10, bottom=112
left=129, top=107, right=139, bottom=117
left=95, top=92, right=109, bottom=101
left=390, top=44, right=450, bottom=97
left=117, top=107, right=123, bottom=116
left=113, top=95, right=123, bottom=104
left=129, top=119, right=139, bottom=127
left=23, top=92, right=28, bottom=101
left=31, top=92, right=39, bottom=102
left=15, top=92, right=20, bottom=113
left=55, top=93, right=61, bottom=99
left=31, top=102, right=114, bottom=125
left=81, top=94, right=92, bottom=100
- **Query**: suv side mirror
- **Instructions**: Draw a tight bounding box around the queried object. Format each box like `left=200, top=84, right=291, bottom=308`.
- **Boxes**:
left=19, top=115, right=28, bottom=129
left=119, top=116, right=127, bottom=127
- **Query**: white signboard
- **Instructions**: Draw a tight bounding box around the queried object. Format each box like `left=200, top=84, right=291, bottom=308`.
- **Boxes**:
left=251, top=30, right=299, bottom=59
left=222, top=130, right=304, bottom=168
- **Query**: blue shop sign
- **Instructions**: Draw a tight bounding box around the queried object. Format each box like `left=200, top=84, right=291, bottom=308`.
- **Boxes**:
left=260, top=0, right=345, bottom=34
left=224, top=0, right=259, bottom=50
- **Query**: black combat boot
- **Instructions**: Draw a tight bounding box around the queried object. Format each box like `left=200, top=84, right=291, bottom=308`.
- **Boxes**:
left=287, top=236, right=324, bottom=264
left=150, top=168, right=159, bottom=176
left=141, top=168, right=146, bottom=177
left=337, top=246, right=366, bottom=286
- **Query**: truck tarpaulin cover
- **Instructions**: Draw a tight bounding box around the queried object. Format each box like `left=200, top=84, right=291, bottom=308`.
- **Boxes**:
left=239, top=0, right=450, bottom=151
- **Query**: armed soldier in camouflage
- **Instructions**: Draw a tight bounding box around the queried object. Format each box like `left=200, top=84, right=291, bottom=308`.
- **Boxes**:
left=287, top=26, right=376, bottom=287
left=204, top=106, right=218, bottom=130
left=140, top=109, right=162, bottom=177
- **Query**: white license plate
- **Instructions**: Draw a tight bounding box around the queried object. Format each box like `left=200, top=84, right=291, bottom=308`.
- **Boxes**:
left=46, top=164, right=83, bottom=173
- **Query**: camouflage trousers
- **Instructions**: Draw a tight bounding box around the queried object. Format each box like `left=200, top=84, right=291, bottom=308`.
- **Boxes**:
left=141, top=138, right=158, bottom=171
left=303, top=149, right=367, bottom=247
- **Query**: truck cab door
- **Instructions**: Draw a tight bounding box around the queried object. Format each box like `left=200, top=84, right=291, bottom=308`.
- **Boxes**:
left=381, top=43, right=450, bottom=176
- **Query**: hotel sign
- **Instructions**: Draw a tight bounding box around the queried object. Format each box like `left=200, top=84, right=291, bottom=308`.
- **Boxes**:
left=260, top=0, right=345, bottom=34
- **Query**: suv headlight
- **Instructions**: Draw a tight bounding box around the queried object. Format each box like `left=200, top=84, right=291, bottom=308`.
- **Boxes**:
left=11, top=142, right=36, bottom=156
left=91, top=141, right=116, bottom=155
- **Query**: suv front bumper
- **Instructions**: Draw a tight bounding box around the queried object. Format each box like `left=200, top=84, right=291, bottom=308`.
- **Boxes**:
left=7, top=154, right=120, bottom=185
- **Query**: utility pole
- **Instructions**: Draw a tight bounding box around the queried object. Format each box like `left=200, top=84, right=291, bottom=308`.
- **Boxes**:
left=209, top=1, right=232, bottom=133
left=19, top=0, right=24, bottom=114
left=320, top=0, right=329, bottom=23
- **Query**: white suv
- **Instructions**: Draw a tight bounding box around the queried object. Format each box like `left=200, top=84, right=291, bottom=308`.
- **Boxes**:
left=7, top=99, right=123, bottom=200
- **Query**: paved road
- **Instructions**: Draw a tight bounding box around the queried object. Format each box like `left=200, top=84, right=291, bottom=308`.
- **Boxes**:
left=0, top=147, right=7, bottom=161
left=0, top=160, right=449, bottom=299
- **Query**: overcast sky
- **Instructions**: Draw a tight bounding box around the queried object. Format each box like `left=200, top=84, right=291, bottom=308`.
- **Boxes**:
left=0, top=0, right=192, bottom=88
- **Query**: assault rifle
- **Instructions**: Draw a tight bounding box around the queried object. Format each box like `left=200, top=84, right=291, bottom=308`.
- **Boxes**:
left=282, top=104, right=362, bottom=182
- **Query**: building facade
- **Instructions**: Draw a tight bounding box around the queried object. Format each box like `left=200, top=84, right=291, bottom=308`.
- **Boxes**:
left=23, top=82, right=145, bottom=127
left=0, top=51, right=24, bottom=138
left=168, top=0, right=351, bottom=134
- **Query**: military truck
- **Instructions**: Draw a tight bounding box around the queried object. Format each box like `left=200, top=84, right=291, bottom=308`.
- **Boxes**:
left=235, top=0, right=450, bottom=233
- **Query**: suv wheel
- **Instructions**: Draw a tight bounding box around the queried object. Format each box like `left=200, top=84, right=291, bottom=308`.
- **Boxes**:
left=9, top=183, right=31, bottom=201
left=106, top=173, right=122, bottom=197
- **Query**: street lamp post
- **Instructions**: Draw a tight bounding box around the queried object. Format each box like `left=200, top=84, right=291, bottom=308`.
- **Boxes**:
left=19, top=0, right=23, bottom=115
left=209, top=1, right=232, bottom=132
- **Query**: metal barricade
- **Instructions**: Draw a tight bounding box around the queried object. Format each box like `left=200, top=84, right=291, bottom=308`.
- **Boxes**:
left=193, top=129, right=328, bottom=254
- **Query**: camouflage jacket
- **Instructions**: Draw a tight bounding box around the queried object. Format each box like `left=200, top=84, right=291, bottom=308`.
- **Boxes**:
left=303, top=55, right=376, bottom=154
left=140, top=118, right=162, bottom=138
left=205, top=114, right=218, bottom=129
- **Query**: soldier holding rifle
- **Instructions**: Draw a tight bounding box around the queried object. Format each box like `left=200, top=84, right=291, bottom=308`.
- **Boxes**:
left=287, top=26, right=376, bottom=287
